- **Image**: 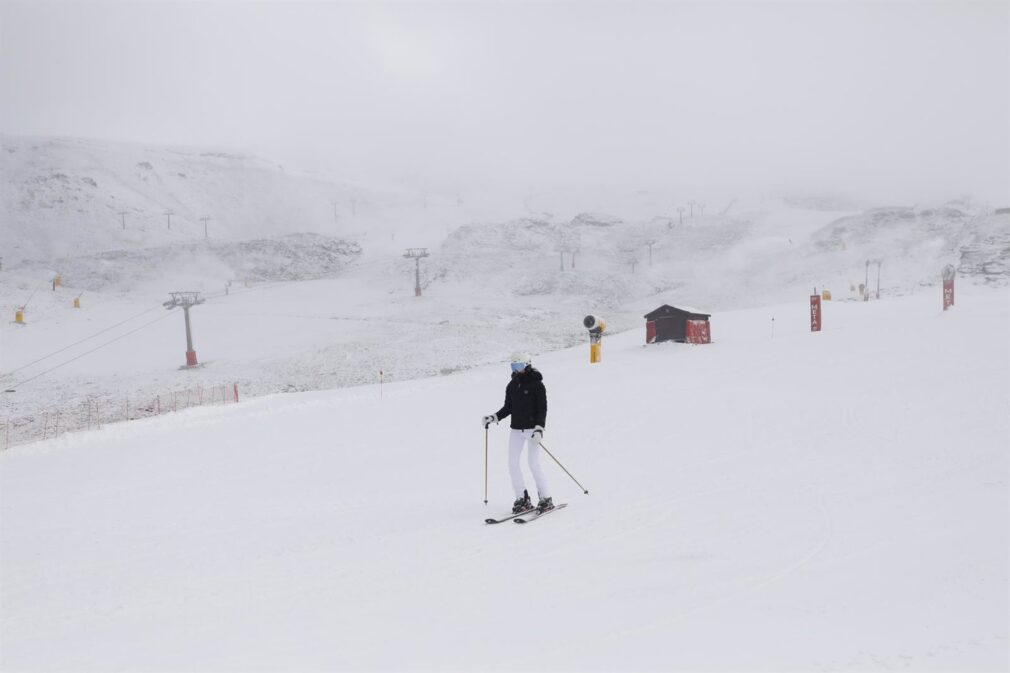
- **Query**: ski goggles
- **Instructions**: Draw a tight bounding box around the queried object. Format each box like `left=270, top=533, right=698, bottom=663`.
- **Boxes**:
left=510, top=361, right=527, bottom=372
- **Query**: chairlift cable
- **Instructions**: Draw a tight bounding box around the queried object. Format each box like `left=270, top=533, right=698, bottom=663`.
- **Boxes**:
left=2, top=304, right=163, bottom=376
left=8, top=312, right=175, bottom=390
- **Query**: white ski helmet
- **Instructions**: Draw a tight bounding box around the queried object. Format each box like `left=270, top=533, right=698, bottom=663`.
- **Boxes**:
left=509, top=351, right=532, bottom=367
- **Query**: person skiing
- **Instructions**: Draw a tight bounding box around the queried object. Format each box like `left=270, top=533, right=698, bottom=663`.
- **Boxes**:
left=482, top=352, right=553, bottom=514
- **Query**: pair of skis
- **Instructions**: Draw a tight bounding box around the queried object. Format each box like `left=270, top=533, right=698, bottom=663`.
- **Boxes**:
left=485, top=503, right=567, bottom=525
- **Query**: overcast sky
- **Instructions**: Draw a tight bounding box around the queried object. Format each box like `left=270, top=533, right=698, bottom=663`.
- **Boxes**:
left=1, top=0, right=1007, bottom=204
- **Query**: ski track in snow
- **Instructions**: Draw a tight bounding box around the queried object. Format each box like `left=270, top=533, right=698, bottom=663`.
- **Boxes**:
left=2, top=284, right=1005, bottom=671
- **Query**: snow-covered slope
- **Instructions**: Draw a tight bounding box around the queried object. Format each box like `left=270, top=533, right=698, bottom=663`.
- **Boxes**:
left=16, top=233, right=362, bottom=292
left=1, top=284, right=1006, bottom=671
left=0, top=136, right=329, bottom=260
left=0, top=135, right=466, bottom=264
left=431, top=197, right=1004, bottom=316
left=958, top=211, right=1010, bottom=279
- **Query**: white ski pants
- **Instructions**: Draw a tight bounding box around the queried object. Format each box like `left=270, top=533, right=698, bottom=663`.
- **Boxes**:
left=508, top=428, right=551, bottom=500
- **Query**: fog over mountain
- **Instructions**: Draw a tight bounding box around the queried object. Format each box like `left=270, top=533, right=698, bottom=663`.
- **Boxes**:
left=2, top=1, right=1007, bottom=207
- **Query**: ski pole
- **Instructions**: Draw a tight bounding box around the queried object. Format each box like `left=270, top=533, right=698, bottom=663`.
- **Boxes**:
left=538, top=441, right=589, bottom=494
left=484, top=426, right=489, bottom=505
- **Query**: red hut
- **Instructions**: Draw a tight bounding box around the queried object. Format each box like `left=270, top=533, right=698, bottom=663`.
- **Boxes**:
left=645, top=304, right=712, bottom=344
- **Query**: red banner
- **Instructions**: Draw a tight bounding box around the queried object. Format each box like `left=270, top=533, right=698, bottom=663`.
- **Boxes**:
left=810, top=295, right=822, bottom=332
left=942, top=264, right=956, bottom=311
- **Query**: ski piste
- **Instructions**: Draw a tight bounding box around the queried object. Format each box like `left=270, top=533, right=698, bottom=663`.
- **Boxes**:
left=484, top=509, right=534, bottom=525
left=513, top=503, right=567, bottom=524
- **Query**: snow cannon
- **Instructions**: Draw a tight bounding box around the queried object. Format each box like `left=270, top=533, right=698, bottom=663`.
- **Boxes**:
left=583, top=315, right=606, bottom=333
left=583, top=315, right=606, bottom=363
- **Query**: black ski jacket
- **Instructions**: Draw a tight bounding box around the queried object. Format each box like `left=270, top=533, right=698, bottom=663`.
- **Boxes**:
left=495, top=368, right=547, bottom=430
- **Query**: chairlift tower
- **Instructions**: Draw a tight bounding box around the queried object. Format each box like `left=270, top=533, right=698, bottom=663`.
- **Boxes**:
left=556, top=241, right=578, bottom=271
left=644, top=239, right=657, bottom=266
left=557, top=232, right=581, bottom=270
left=403, top=248, right=430, bottom=297
left=164, top=292, right=205, bottom=367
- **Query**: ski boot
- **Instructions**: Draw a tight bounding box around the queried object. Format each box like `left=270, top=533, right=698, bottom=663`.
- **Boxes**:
left=512, top=489, right=533, bottom=514
left=536, top=496, right=555, bottom=514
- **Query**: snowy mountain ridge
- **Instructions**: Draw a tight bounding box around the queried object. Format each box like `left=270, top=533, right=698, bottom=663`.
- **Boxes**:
left=0, top=134, right=463, bottom=265
left=16, top=233, right=361, bottom=293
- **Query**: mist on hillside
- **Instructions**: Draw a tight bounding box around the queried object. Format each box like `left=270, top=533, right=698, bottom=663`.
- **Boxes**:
left=1, top=1, right=1007, bottom=212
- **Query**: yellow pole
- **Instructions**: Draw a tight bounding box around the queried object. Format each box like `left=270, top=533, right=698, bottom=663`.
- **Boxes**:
left=73, top=297, right=81, bottom=308
left=15, top=309, right=24, bottom=324
left=584, top=316, right=605, bottom=364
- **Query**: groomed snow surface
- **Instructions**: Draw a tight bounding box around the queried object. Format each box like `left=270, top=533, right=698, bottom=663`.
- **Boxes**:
left=1, top=285, right=1007, bottom=672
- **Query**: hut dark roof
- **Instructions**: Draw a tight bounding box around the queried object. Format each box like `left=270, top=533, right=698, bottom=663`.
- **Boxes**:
left=643, top=304, right=711, bottom=320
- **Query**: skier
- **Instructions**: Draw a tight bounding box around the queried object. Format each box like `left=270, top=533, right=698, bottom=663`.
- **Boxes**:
left=482, top=352, right=553, bottom=514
